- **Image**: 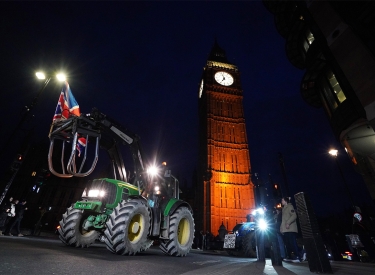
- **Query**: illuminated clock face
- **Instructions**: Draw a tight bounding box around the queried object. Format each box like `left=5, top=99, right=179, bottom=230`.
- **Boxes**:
left=199, top=79, right=204, bottom=98
left=214, top=71, right=233, bottom=86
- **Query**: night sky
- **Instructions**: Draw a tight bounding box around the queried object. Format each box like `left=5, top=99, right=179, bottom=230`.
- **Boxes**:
left=0, top=1, right=372, bottom=217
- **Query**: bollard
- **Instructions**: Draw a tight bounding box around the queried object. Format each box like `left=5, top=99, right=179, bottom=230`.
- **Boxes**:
left=269, top=221, right=283, bottom=266
left=270, top=240, right=283, bottom=266
left=256, top=230, right=266, bottom=262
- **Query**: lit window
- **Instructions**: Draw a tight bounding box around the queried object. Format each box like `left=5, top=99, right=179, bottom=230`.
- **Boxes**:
left=326, top=71, right=346, bottom=103
left=320, top=69, right=346, bottom=112
left=303, top=30, right=315, bottom=52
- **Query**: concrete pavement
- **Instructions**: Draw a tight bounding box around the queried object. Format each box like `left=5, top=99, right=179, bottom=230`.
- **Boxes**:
left=6, top=229, right=375, bottom=274
left=192, top=248, right=375, bottom=274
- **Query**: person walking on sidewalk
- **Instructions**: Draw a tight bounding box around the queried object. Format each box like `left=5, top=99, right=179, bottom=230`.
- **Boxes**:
left=274, top=207, right=287, bottom=259
left=4, top=200, right=27, bottom=236
left=1, top=197, right=15, bottom=235
left=280, top=197, right=300, bottom=263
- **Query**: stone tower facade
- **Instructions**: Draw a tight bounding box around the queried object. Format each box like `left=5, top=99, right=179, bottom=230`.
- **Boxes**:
left=197, top=41, right=255, bottom=234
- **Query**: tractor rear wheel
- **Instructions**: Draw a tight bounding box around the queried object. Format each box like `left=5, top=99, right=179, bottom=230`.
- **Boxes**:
left=58, top=207, right=100, bottom=248
left=104, top=199, right=152, bottom=255
left=159, top=206, right=194, bottom=257
left=242, top=231, right=256, bottom=257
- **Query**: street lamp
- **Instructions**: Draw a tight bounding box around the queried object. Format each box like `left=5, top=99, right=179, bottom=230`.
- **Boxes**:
left=328, top=148, right=355, bottom=209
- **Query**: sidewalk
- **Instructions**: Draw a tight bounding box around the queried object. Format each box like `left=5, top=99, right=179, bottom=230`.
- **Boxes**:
left=193, top=248, right=375, bottom=275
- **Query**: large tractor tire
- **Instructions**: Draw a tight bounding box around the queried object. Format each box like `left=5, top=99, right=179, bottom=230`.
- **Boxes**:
left=159, top=206, right=194, bottom=257
left=242, top=231, right=256, bottom=257
left=104, top=199, right=152, bottom=255
left=225, top=231, right=256, bottom=257
left=58, top=207, right=100, bottom=248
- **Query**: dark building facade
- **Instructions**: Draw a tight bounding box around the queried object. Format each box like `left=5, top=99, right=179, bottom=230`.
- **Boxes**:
left=197, top=41, right=256, bottom=234
left=263, top=0, right=375, bottom=205
left=0, top=142, right=86, bottom=230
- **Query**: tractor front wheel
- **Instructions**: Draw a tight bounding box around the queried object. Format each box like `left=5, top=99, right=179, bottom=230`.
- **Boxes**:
left=159, top=206, right=194, bottom=257
left=58, top=207, right=100, bottom=248
left=104, top=199, right=152, bottom=255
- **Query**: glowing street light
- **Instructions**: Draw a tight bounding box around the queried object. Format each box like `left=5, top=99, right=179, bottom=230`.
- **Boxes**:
left=36, top=72, right=46, bottom=79
left=328, top=149, right=338, bottom=157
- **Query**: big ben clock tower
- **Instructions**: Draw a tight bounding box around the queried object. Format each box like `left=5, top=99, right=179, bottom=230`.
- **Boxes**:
left=197, top=41, right=255, bottom=234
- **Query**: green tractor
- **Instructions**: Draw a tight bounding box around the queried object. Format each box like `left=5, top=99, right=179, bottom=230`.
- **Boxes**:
left=48, top=108, right=194, bottom=256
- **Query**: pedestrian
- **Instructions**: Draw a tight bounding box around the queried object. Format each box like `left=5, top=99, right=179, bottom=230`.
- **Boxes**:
left=1, top=197, right=14, bottom=234
left=206, top=230, right=214, bottom=250
left=200, top=230, right=206, bottom=250
left=280, top=197, right=301, bottom=263
left=1, top=198, right=17, bottom=234
left=4, top=200, right=27, bottom=237
left=274, top=207, right=287, bottom=259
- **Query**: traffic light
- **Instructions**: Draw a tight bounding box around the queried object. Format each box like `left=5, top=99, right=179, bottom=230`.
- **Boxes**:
left=11, top=154, right=24, bottom=171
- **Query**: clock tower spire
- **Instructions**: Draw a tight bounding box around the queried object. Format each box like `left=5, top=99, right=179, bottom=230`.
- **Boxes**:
left=197, top=41, right=255, bottom=234
left=208, top=39, right=230, bottom=63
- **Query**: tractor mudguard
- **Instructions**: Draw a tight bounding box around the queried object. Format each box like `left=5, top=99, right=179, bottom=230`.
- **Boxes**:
left=163, top=198, right=193, bottom=217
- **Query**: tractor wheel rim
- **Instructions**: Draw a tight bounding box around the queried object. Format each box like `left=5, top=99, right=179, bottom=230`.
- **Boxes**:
left=178, top=218, right=190, bottom=246
left=128, top=214, right=144, bottom=243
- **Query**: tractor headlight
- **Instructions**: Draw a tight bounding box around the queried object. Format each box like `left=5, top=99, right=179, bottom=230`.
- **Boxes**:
left=154, top=185, right=161, bottom=195
left=88, top=189, right=106, bottom=198
left=258, top=218, right=268, bottom=231
left=147, top=165, right=159, bottom=176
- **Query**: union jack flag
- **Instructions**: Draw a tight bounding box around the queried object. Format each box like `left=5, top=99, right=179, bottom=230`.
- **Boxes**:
left=77, top=136, right=87, bottom=157
left=52, top=81, right=86, bottom=157
left=53, top=81, right=81, bottom=122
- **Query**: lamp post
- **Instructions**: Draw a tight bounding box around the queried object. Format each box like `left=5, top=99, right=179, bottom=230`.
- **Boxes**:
left=328, top=149, right=355, bottom=209
left=0, top=72, right=65, bottom=205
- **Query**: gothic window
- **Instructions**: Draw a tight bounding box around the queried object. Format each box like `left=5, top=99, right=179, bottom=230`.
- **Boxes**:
left=220, top=186, right=223, bottom=207
left=238, top=188, right=241, bottom=209
left=224, top=186, right=227, bottom=208
left=234, top=188, right=237, bottom=209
